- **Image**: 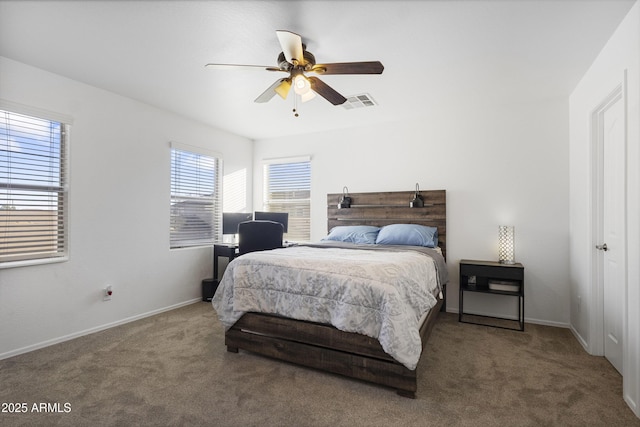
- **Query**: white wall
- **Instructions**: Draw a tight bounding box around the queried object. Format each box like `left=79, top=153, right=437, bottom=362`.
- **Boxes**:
left=253, top=98, right=570, bottom=327
left=569, top=2, right=640, bottom=417
left=0, top=57, right=253, bottom=358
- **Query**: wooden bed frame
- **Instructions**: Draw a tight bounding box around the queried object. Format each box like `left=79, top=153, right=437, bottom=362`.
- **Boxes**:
left=224, top=190, right=447, bottom=398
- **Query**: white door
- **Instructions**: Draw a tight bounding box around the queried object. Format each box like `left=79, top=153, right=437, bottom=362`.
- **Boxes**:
left=600, top=94, right=625, bottom=374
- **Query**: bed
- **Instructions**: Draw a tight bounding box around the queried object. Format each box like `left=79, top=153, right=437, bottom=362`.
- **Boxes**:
left=212, top=190, right=447, bottom=398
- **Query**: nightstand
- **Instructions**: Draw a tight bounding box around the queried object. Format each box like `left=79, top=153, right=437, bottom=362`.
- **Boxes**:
left=459, top=259, right=525, bottom=331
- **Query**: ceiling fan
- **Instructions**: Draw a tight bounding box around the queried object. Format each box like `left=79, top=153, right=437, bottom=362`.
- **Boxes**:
left=205, top=30, right=384, bottom=110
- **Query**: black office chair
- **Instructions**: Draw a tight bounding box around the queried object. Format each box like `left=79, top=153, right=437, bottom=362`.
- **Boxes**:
left=237, top=220, right=284, bottom=255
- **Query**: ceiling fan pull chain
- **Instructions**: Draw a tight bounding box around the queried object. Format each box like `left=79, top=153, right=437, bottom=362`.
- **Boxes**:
left=293, top=93, right=299, bottom=117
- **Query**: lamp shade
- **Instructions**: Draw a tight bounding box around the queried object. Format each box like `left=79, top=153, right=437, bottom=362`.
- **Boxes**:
left=498, top=225, right=515, bottom=264
left=300, top=90, right=316, bottom=103
left=274, top=78, right=292, bottom=99
left=293, top=74, right=311, bottom=95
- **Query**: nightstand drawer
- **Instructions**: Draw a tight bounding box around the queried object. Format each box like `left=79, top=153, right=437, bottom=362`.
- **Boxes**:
left=460, top=263, right=523, bottom=281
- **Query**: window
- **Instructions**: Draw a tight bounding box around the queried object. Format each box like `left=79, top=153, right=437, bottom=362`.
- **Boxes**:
left=1, top=109, right=68, bottom=267
left=170, top=142, right=222, bottom=248
left=263, top=157, right=311, bottom=242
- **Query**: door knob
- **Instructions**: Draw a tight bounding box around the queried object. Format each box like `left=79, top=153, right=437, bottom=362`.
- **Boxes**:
left=596, top=243, right=608, bottom=251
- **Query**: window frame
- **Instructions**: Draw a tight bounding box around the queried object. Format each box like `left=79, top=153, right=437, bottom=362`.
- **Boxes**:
left=0, top=101, right=71, bottom=269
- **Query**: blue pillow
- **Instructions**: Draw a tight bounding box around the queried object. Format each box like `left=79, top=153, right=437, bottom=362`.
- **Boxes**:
left=322, top=226, right=380, bottom=245
left=375, top=224, right=438, bottom=248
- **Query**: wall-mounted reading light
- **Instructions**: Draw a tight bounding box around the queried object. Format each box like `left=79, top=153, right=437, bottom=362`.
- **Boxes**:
left=498, top=225, right=515, bottom=264
left=338, top=186, right=352, bottom=209
left=409, top=183, right=424, bottom=208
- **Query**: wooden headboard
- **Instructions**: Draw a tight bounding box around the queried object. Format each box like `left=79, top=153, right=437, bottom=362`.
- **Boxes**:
left=327, top=190, right=447, bottom=259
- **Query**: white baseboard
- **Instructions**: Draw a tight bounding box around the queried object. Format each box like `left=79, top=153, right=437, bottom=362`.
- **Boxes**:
left=0, top=298, right=202, bottom=361
left=524, top=317, right=570, bottom=328
left=445, top=307, right=569, bottom=329
left=624, top=394, right=639, bottom=419
left=569, top=324, right=590, bottom=352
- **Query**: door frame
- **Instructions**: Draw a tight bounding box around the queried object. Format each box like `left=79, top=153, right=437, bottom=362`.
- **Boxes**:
left=589, top=72, right=628, bottom=371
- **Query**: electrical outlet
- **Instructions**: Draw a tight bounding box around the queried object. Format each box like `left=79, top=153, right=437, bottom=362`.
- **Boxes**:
left=103, top=285, right=113, bottom=301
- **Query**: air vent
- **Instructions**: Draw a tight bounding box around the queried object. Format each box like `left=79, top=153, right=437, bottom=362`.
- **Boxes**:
left=342, top=93, right=377, bottom=109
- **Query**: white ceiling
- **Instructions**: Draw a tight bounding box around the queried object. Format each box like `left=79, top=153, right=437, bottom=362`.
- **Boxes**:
left=0, top=0, right=635, bottom=140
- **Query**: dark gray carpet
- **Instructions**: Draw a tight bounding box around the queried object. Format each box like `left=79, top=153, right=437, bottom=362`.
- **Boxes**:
left=1, top=302, right=638, bottom=426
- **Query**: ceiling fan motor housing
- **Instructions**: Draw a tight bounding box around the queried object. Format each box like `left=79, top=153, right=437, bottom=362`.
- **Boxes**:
left=277, top=49, right=316, bottom=70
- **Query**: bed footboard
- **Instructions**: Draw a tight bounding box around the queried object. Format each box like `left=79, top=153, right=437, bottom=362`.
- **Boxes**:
left=225, top=294, right=444, bottom=398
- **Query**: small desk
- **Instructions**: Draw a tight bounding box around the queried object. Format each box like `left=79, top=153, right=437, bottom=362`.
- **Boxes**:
left=214, top=243, right=238, bottom=281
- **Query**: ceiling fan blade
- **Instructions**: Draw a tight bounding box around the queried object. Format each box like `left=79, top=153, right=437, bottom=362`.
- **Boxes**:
left=276, top=30, right=304, bottom=65
left=311, top=61, right=384, bottom=75
left=205, top=63, right=283, bottom=72
left=307, top=76, right=347, bottom=105
left=254, top=78, right=292, bottom=103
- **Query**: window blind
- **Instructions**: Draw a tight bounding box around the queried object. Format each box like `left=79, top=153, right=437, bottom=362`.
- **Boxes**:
left=0, top=109, right=68, bottom=266
left=170, top=144, right=222, bottom=248
left=263, top=158, right=311, bottom=242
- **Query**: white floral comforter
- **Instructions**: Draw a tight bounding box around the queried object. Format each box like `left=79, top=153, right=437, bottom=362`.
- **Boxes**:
left=212, top=243, right=447, bottom=370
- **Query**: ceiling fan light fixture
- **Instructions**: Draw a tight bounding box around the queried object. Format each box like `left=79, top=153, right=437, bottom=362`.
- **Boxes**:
left=300, top=90, right=316, bottom=103
left=274, top=78, right=292, bottom=99
left=293, top=74, right=311, bottom=95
